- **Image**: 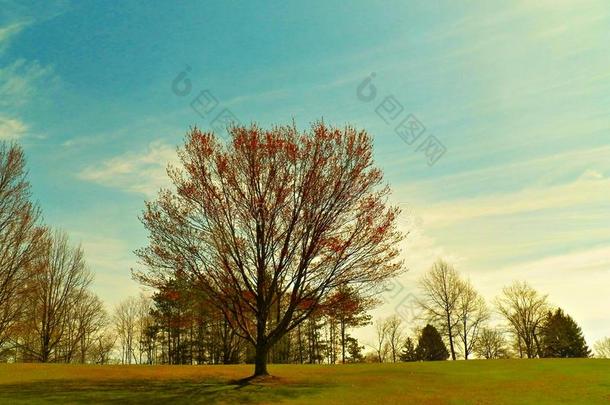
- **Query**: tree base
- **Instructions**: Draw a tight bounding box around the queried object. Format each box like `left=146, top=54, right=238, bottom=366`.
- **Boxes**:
left=231, top=374, right=281, bottom=386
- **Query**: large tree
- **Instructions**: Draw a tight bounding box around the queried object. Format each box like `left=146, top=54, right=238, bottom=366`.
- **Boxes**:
left=496, top=281, right=549, bottom=358
left=135, top=123, right=404, bottom=376
left=416, top=324, right=449, bottom=361
left=417, top=260, right=463, bottom=360
left=474, top=327, right=509, bottom=359
left=61, top=291, right=107, bottom=363
left=372, top=318, right=390, bottom=363
left=594, top=337, right=610, bottom=359
left=385, top=315, right=404, bottom=363
left=399, top=337, right=418, bottom=362
left=456, top=280, right=489, bottom=360
left=0, top=144, right=45, bottom=348
left=18, top=230, right=92, bottom=362
left=114, top=296, right=140, bottom=364
left=540, top=308, right=590, bottom=358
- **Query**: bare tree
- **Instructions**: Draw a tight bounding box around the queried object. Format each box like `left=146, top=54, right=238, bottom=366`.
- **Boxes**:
left=114, top=296, right=140, bottom=364
left=61, top=292, right=107, bottom=363
left=135, top=123, right=405, bottom=376
left=19, top=230, right=92, bottom=362
left=474, top=327, right=509, bottom=359
left=594, top=337, right=610, bottom=359
left=135, top=294, right=153, bottom=364
left=90, top=328, right=117, bottom=364
left=418, top=260, right=463, bottom=360
left=372, top=318, right=390, bottom=363
left=385, top=315, right=404, bottom=363
left=456, top=280, right=489, bottom=359
left=496, top=281, right=549, bottom=358
left=0, top=144, right=45, bottom=348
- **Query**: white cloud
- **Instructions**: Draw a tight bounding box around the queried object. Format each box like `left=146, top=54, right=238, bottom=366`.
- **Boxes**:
left=392, top=163, right=610, bottom=271
left=0, top=21, right=29, bottom=53
left=580, top=169, right=604, bottom=181
left=0, top=115, right=27, bottom=140
left=0, top=59, right=58, bottom=109
left=421, top=175, right=609, bottom=228
left=76, top=233, right=143, bottom=307
left=0, top=31, right=59, bottom=141
left=79, top=140, right=178, bottom=197
left=394, top=145, right=610, bottom=203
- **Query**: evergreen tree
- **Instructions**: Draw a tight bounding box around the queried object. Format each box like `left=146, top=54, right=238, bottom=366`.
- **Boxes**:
left=345, top=336, right=364, bottom=363
left=416, top=325, right=449, bottom=361
left=399, top=337, right=418, bottom=362
left=541, top=308, right=590, bottom=358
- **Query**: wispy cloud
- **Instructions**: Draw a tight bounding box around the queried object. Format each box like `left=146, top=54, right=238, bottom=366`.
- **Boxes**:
left=0, top=20, right=60, bottom=141
left=394, top=145, right=610, bottom=202
left=76, top=233, right=143, bottom=307
left=422, top=174, right=608, bottom=228
left=223, top=88, right=290, bottom=109
left=0, top=59, right=58, bottom=142
left=0, top=59, right=59, bottom=109
left=79, top=140, right=178, bottom=197
left=0, top=115, right=28, bottom=140
left=1, top=2, right=67, bottom=141
left=0, top=21, right=30, bottom=53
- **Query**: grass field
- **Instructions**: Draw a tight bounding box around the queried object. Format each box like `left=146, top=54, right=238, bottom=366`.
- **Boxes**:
left=1, top=359, right=609, bottom=404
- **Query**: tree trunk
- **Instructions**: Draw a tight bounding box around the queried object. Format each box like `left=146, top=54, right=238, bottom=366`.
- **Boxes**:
left=533, top=332, right=542, bottom=358
left=461, top=318, right=467, bottom=360
left=517, top=337, right=523, bottom=358
left=254, top=343, right=269, bottom=376
left=448, top=337, right=456, bottom=360
left=341, top=320, right=346, bottom=364
left=446, top=313, right=456, bottom=360
left=297, top=324, right=303, bottom=364
left=41, top=334, right=51, bottom=363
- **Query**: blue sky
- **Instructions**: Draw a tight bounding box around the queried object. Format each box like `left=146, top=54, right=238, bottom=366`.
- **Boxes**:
left=1, top=0, right=609, bottom=346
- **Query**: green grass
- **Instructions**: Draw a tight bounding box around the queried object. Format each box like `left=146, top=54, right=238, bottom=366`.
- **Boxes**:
left=1, top=359, right=609, bottom=404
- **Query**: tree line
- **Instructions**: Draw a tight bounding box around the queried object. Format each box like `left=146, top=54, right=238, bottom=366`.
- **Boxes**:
left=109, top=283, right=373, bottom=366
left=369, top=260, right=592, bottom=363
left=112, top=261, right=595, bottom=366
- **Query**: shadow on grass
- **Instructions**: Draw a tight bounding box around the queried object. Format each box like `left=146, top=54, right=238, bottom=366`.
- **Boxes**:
left=230, top=374, right=283, bottom=387
left=0, top=378, right=325, bottom=404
